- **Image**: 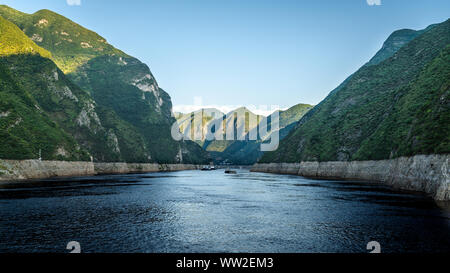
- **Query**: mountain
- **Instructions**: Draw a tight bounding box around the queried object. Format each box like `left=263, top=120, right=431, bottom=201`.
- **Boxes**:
left=213, top=104, right=313, bottom=164
left=0, top=15, right=51, bottom=58
left=175, top=107, right=263, bottom=154
left=278, top=103, right=315, bottom=131
left=366, top=28, right=430, bottom=66
left=261, top=19, right=450, bottom=163
left=0, top=6, right=208, bottom=164
left=203, top=107, right=264, bottom=153
left=0, top=15, right=89, bottom=160
left=0, top=6, right=124, bottom=73
left=176, top=104, right=312, bottom=164
left=175, top=108, right=224, bottom=147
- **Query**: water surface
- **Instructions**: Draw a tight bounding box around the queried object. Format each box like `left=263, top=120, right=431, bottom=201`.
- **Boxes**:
left=0, top=169, right=449, bottom=253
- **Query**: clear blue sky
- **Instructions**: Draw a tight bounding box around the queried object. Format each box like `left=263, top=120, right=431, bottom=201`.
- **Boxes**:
left=1, top=0, right=449, bottom=111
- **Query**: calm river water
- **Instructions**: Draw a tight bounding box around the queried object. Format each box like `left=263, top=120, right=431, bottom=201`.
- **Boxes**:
left=0, top=169, right=449, bottom=253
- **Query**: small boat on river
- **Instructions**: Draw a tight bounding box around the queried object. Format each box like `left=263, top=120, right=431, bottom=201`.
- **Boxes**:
left=225, top=169, right=237, bottom=174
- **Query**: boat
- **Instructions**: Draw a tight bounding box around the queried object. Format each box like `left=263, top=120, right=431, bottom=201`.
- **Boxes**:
left=202, top=162, right=216, bottom=171
left=225, top=169, right=237, bottom=174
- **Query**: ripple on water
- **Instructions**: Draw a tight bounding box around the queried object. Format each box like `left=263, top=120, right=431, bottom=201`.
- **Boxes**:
left=0, top=169, right=449, bottom=253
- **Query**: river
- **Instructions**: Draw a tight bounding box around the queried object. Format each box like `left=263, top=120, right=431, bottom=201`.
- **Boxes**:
left=0, top=169, right=449, bottom=253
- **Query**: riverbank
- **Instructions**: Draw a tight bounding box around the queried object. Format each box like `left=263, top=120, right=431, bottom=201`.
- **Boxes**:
left=251, top=154, right=450, bottom=201
left=0, top=159, right=201, bottom=182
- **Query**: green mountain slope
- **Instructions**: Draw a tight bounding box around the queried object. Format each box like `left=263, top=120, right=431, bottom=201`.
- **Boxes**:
left=70, top=54, right=182, bottom=163
left=366, top=27, right=429, bottom=66
left=0, top=58, right=89, bottom=161
left=261, top=19, right=450, bottom=163
left=0, top=12, right=150, bottom=162
left=278, top=104, right=314, bottom=130
left=354, top=45, right=450, bottom=159
left=0, top=15, right=90, bottom=160
left=0, top=15, right=51, bottom=58
left=176, top=108, right=224, bottom=147
left=215, top=104, right=313, bottom=164
left=0, top=5, right=208, bottom=164
left=0, top=53, right=153, bottom=162
left=0, top=5, right=123, bottom=73
left=204, top=107, right=264, bottom=153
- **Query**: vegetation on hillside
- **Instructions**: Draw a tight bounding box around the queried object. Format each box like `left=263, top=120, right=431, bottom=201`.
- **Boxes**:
left=176, top=104, right=313, bottom=164
left=0, top=15, right=51, bottom=58
left=0, top=5, right=124, bottom=73
left=214, top=104, right=312, bottom=164
left=70, top=54, right=202, bottom=163
left=261, top=19, right=450, bottom=163
left=0, top=5, right=209, bottom=164
left=354, top=45, right=450, bottom=159
left=176, top=108, right=224, bottom=147
left=0, top=60, right=89, bottom=160
left=1, top=4, right=447, bottom=165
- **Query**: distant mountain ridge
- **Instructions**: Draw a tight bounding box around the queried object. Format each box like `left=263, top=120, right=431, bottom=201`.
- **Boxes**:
left=176, top=104, right=313, bottom=164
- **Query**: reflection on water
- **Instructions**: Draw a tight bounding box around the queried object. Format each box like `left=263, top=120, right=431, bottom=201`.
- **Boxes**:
left=0, top=170, right=448, bottom=253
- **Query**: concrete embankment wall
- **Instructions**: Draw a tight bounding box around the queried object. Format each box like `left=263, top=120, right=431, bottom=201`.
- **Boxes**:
left=93, top=162, right=200, bottom=174
left=0, top=159, right=200, bottom=181
left=251, top=154, right=450, bottom=201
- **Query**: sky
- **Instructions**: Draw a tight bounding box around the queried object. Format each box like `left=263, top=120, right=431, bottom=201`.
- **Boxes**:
left=0, top=0, right=449, bottom=115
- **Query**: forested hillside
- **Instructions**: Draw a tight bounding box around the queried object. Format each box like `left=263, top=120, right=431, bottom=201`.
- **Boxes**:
left=261, top=19, right=450, bottom=163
